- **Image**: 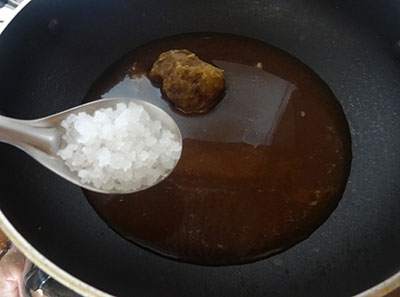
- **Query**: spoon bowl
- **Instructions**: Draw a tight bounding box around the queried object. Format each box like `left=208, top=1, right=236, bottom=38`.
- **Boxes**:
left=0, top=98, right=182, bottom=194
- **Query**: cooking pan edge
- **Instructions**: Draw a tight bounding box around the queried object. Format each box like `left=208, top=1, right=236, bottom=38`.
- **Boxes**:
left=0, top=0, right=399, bottom=296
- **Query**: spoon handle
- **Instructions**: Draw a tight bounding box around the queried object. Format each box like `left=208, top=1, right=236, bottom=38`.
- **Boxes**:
left=0, top=115, right=60, bottom=155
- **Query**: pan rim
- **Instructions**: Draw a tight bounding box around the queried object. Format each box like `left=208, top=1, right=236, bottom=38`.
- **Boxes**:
left=3, top=206, right=398, bottom=297
left=0, top=209, right=112, bottom=297
left=355, top=272, right=400, bottom=297
left=0, top=0, right=399, bottom=296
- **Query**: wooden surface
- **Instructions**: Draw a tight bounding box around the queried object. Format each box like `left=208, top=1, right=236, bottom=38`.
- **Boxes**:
left=0, top=228, right=8, bottom=251
left=387, top=288, right=400, bottom=297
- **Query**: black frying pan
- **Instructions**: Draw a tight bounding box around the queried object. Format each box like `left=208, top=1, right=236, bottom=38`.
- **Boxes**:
left=0, top=0, right=399, bottom=296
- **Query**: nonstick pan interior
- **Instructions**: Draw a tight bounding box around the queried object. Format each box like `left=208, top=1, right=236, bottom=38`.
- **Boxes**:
left=0, top=0, right=399, bottom=296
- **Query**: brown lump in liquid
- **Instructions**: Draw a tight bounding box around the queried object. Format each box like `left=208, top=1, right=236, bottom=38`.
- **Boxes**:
left=149, top=49, right=225, bottom=114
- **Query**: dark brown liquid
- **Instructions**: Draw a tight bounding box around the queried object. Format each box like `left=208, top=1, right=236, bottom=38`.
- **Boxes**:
left=84, top=33, right=351, bottom=265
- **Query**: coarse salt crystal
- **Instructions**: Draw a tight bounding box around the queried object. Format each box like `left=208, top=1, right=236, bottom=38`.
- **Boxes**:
left=57, top=102, right=181, bottom=192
